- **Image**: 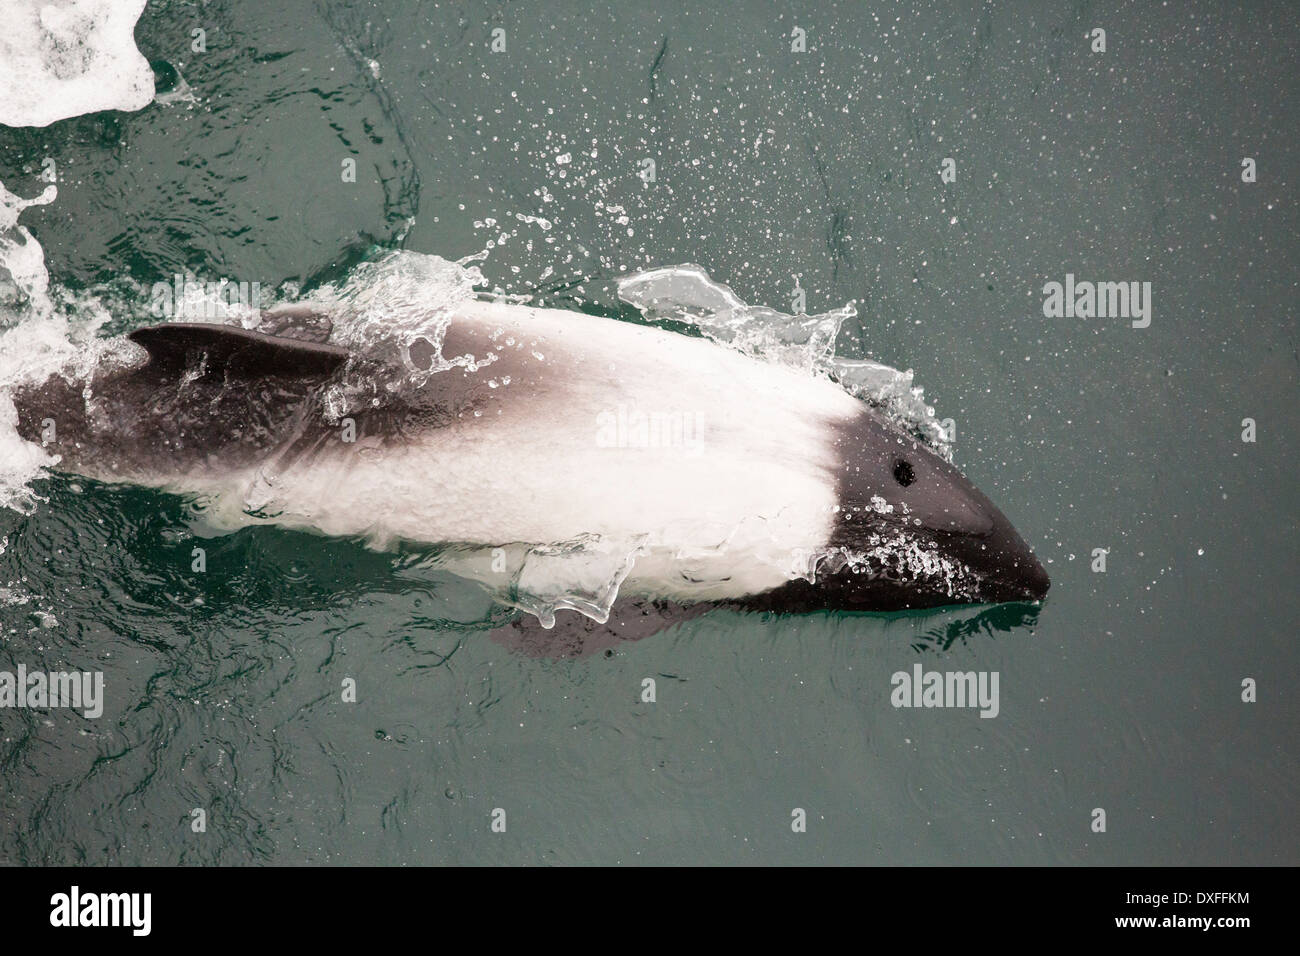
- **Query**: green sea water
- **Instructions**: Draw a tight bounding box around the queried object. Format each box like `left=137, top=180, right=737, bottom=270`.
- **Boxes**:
left=0, top=0, right=1296, bottom=865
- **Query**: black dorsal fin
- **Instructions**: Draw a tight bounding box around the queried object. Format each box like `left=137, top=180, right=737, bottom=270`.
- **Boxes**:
left=128, top=322, right=349, bottom=379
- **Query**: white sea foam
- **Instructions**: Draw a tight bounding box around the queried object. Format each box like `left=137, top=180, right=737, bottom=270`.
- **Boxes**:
left=0, top=0, right=154, bottom=128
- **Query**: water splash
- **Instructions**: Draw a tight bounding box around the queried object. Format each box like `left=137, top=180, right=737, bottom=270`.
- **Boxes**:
left=0, top=180, right=58, bottom=316
left=0, top=172, right=128, bottom=517
left=397, top=534, right=647, bottom=630
left=307, top=250, right=488, bottom=377
left=827, top=358, right=952, bottom=455
left=617, top=264, right=847, bottom=371
left=618, top=264, right=952, bottom=459
left=0, top=0, right=154, bottom=129
left=795, top=535, right=979, bottom=606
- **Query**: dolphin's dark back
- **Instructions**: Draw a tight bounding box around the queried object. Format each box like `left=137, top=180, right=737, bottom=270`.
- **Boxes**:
left=12, top=323, right=351, bottom=484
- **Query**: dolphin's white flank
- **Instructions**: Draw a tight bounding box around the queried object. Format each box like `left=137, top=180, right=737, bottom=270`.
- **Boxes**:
left=221, top=300, right=856, bottom=601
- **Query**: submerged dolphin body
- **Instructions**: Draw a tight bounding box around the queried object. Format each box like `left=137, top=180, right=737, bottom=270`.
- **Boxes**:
left=9, top=299, right=1049, bottom=630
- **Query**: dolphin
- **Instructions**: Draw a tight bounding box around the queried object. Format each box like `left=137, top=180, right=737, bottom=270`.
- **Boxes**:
left=7, top=297, right=1049, bottom=634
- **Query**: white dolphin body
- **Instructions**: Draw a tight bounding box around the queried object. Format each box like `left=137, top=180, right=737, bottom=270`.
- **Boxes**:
left=11, top=280, right=1049, bottom=622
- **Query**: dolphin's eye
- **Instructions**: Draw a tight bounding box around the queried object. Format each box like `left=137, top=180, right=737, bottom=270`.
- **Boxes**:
left=893, top=459, right=916, bottom=487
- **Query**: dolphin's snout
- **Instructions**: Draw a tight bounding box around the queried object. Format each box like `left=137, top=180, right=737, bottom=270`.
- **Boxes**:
left=975, top=537, right=1050, bottom=604
left=1021, top=550, right=1051, bottom=601
left=955, top=498, right=1051, bottom=605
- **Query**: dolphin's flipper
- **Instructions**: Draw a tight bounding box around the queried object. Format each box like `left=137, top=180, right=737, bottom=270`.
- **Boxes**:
left=488, top=598, right=714, bottom=658
left=128, top=323, right=350, bottom=379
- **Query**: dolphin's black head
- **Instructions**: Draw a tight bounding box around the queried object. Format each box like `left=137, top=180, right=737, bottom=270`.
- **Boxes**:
left=743, top=407, right=1050, bottom=614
